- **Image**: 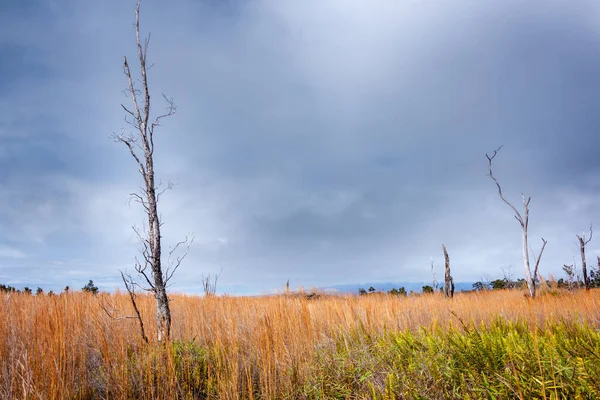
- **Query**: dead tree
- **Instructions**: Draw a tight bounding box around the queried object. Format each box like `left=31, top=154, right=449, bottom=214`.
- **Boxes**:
left=442, top=244, right=454, bottom=298
left=201, top=267, right=223, bottom=297
left=430, top=258, right=439, bottom=292
left=486, top=146, right=547, bottom=298
left=576, top=223, right=593, bottom=291
left=112, top=0, right=191, bottom=342
left=562, top=264, right=576, bottom=290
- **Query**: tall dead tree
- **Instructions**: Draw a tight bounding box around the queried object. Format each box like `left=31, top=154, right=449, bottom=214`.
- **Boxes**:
left=112, top=0, right=190, bottom=342
left=576, top=223, right=593, bottom=291
left=442, top=244, right=454, bottom=298
left=486, top=146, right=547, bottom=298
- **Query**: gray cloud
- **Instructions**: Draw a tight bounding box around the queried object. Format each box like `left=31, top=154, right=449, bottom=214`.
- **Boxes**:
left=2, top=0, right=600, bottom=293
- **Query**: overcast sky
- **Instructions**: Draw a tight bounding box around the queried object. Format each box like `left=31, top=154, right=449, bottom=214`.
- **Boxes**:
left=2, top=0, right=600, bottom=294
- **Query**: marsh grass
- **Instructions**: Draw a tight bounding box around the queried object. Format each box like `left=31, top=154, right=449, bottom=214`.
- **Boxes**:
left=1, top=289, right=599, bottom=398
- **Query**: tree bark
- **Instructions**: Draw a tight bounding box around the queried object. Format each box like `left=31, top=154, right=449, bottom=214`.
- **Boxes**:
left=442, top=244, right=454, bottom=298
left=521, top=215, right=534, bottom=298
left=577, top=235, right=590, bottom=291
left=145, top=162, right=171, bottom=341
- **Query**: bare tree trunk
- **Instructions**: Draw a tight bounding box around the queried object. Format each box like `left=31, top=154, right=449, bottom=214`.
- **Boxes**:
left=442, top=244, right=454, bottom=298
left=145, top=171, right=171, bottom=341
left=576, top=224, right=593, bottom=291
left=578, top=237, right=589, bottom=291
left=521, top=217, right=534, bottom=298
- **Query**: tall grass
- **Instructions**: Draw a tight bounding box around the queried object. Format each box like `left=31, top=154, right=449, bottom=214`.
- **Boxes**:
left=1, top=289, right=598, bottom=399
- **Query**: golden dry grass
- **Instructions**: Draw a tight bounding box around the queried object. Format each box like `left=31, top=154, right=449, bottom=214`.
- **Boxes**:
left=1, top=288, right=599, bottom=399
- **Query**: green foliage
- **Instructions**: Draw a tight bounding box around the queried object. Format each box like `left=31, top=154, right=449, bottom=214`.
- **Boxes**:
left=124, top=320, right=600, bottom=398
left=171, top=341, right=209, bottom=398
left=388, top=287, right=407, bottom=296
left=305, top=318, right=600, bottom=399
left=36, top=287, right=44, bottom=296
left=422, top=285, right=434, bottom=294
left=82, top=280, right=99, bottom=295
left=590, top=266, right=600, bottom=288
left=473, top=278, right=528, bottom=292
left=0, top=283, right=18, bottom=293
left=490, top=279, right=508, bottom=290
left=23, top=287, right=32, bottom=295
left=359, top=287, right=407, bottom=296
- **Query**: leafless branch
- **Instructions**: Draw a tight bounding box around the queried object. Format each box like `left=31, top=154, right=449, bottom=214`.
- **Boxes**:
left=120, top=104, right=136, bottom=118
left=123, top=56, right=144, bottom=130
left=486, top=146, right=524, bottom=226
left=134, top=258, right=155, bottom=291
left=100, top=294, right=136, bottom=321
left=532, top=238, right=547, bottom=279
left=577, top=222, right=594, bottom=246
left=129, top=192, right=150, bottom=212
left=111, top=131, right=146, bottom=177
left=165, top=235, right=194, bottom=286
left=156, top=180, right=175, bottom=203
left=150, top=94, right=177, bottom=132
left=121, top=271, right=149, bottom=343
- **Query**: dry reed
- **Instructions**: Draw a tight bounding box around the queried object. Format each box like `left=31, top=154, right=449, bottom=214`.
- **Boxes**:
left=1, top=289, right=598, bottom=399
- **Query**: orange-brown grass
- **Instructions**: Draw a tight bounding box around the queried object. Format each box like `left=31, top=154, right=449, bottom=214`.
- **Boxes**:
left=1, top=289, right=599, bottom=399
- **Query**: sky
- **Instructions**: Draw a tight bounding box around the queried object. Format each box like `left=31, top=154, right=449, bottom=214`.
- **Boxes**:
left=2, top=0, right=600, bottom=295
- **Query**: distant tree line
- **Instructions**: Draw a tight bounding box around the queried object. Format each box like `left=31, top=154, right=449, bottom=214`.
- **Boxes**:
left=0, top=280, right=99, bottom=295
left=357, top=285, right=447, bottom=296
left=472, top=266, right=600, bottom=292
left=358, top=286, right=408, bottom=296
left=358, top=261, right=600, bottom=296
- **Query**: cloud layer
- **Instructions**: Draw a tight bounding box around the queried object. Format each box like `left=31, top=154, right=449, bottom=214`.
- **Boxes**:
left=2, top=0, right=600, bottom=294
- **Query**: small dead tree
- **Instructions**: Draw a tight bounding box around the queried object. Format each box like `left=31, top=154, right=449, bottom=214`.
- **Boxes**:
left=562, top=264, right=576, bottom=290
left=112, top=0, right=191, bottom=342
left=501, top=264, right=514, bottom=288
left=486, top=146, right=547, bottom=298
left=576, top=223, right=593, bottom=291
left=202, top=267, right=223, bottom=297
left=430, top=258, right=439, bottom=292
left=442, top=244, right=454, bottom=298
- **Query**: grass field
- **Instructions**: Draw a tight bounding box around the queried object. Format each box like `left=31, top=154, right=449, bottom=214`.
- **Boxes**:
left=1, top=288, right=599, bottom=399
